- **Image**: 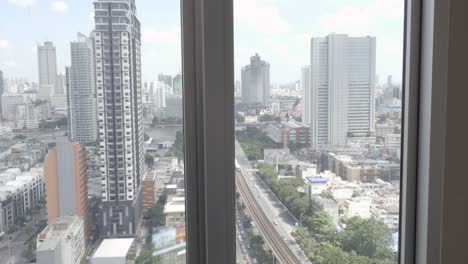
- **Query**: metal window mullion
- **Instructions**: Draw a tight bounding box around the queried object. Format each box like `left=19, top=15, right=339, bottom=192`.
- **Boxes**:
left=400, top=0, right=422, bottom=263
left=182, top=0, right=235, bottom=263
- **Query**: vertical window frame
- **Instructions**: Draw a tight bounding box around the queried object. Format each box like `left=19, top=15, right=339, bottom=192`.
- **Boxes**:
left=182, top=0, right=235, bottom=263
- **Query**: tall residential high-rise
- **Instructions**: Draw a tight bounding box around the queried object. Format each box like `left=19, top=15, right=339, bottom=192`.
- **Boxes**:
left=43, top=137, right=90, bottom=243
left=55, top=73, right=65, bottom=96
left=241, top=53, right=270, bottom=106
left=37, top=41, right=58, bottom=100
left=93, top=0, right=144, bottom=237
left=304, top=34, right=376, bottom=149
left=68, top=33, right=97, bottom=143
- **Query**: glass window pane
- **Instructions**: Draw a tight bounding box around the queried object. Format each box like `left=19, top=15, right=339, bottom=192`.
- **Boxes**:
left=0, top=0, right=184, bottom=263
left=234, top=0, right=404, bottom=263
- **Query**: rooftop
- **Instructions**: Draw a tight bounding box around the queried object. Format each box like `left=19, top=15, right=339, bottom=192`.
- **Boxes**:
left=93, top=238, right=134, bottom=258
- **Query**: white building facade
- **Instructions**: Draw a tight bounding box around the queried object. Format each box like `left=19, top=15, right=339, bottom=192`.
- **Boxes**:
left=37, top=42, right=58, bottom=100
left=304, top=34, right=376, bottom=149
left=68, top=33, right=98, bottom=143
left=241, top=53, right=270, bottom=106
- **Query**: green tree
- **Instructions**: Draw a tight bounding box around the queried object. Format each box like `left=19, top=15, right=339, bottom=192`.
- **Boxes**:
left=166, top=131, right=184, bottom=160
left=135, top=250, right=153, bottom=264
left=235, top=112, right=245, bottom=123
left=145, top=153, right=155, bottom=168
left=340, top=217, right=394, bottom=260
left=148, top=194, right=167, bottom=226
left=13, top=134, right=27, bottom=140
left=304, top=211, right=334, bottom=238
left=258, top=114, right=276, bottom=122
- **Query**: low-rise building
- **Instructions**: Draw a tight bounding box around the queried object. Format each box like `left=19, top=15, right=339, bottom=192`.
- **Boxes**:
left=91, top=238, right=135, bottom=264
left=36, top=216, right=85, bottom=264
left=164, top=196, right=185, bottom=226
left=265, top=120, right=311, bottom=147
left=375, top=124, right=396, bottom=138
left=0, top=167, right=44, bottom=234
left=344, top=197, right=372, bottom=219
left=142, top=171, right=156, bottom=217
left=384, top=134, right=401, bottom=152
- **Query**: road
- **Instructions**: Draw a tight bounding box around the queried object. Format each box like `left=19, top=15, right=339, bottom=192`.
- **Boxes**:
left=0, top=232, right=30, bottom=264
left=235, top=140, right=311, bottom=264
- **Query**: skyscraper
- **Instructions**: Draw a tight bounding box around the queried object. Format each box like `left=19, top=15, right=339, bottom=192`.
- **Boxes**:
left=93, top=0, right=144, bottom=237
left=68, top=33, right=97, bottom=143
left=155, top=82, right=166, bottom=109
left=304, top=34, right=376, bottom=149
left=43, top=137, right=90, bottom=243
left=55, top=73, right=66, bottom=96
left=301, top=66, right=311, bottom=124
left=37, top=41, right=58, bottom=100
left=241, top=53, right=270, bottom=106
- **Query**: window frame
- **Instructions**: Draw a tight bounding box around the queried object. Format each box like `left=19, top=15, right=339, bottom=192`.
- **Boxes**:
left=182, top=0, right=235, bottom=263
left=180, top=0, right=454, bottom=263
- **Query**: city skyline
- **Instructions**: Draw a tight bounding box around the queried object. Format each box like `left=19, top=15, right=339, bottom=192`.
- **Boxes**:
left=0, top=0, right=404, bottom=84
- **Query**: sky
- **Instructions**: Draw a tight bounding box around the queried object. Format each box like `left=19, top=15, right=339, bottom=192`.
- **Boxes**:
left=0, top=0, right=404, bottom=85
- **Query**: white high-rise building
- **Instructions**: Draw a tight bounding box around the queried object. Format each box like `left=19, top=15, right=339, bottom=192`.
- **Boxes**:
left=37, top=42, right=58, bottom=100
left=94, top=0, right=144, bottom=237
left=155, top=82, right=166, bottom=109
left=68, top=33, right=97, bottom=143
left=241, top=53, right=270, bottom=106
left=304, top=34, right=376, bottom=149
left=301, top=66, right=311, bottom=124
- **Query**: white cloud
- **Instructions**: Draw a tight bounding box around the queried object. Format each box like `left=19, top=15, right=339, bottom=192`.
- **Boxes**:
left=7, top=0, right=35, bottom=8
left=51, top=1, right=68, bottom=13
left=142, top=27, right=180, bottom=45
left=0, top=40, right=9, bottom=49
left=235, top=0, right=289, bottom=34
left=317, top=0, right=404, bottom=36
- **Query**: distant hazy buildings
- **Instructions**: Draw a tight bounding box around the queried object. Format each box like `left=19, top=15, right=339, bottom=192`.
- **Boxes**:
left=16, top=100, right=50, bottom=129
left=37, top=42, right=58, bottom=100
left=172, top=73, right=182, bottom=96
left=1, top=92, right=50, bottom=129
left=166, top=95, right=183, bottom=119
left=1, top=93, right=37, bottom=120
left=36, top=216, right=85, bottom=264
left=303, top=34, right=376, bottom=149
left=0, top=70, right=3, bottom=116
left=94, top=0, right=144, bottom=237
left=68, top=33, right=97, bottom=143
left=44, top=138, right=90, bottom=242
left=241, top=54, right=270, bottom=106
left=155, top=82, right=167, bottom=109
left=158, top=74, right=172, bottom=88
